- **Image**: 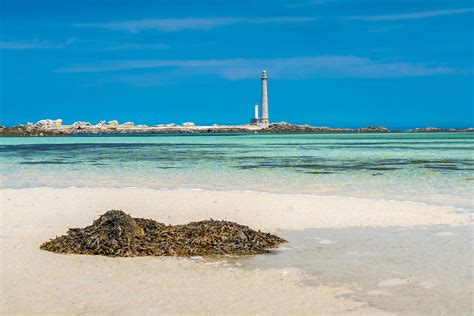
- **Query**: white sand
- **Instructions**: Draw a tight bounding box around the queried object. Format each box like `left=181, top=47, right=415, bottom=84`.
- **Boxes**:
left=0, top=187, right=469, bottom=314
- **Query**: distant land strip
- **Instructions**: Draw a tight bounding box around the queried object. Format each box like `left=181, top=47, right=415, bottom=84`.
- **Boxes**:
left=0, top=120, right=472, bottom=136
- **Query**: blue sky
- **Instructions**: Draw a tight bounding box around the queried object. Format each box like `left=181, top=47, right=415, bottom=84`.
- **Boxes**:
left=0, top=0, right=472, bottom=128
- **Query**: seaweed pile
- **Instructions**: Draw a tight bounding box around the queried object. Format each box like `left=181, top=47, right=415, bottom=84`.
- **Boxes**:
left=40, top=210, right=286, bottom=257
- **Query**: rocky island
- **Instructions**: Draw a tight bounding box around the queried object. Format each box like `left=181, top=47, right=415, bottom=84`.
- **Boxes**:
left=0, top=119, right=472, bottom=136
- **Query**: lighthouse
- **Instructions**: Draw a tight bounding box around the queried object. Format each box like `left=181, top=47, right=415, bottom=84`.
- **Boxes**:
left=260, top=70, right=269, bottom=125
left=249, top=70, right=270, bottom=125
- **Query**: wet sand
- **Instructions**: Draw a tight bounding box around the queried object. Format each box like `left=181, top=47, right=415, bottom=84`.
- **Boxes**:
left=0, top=187, right=471, bottom=314
left=240, top=225, right=473, bottom=314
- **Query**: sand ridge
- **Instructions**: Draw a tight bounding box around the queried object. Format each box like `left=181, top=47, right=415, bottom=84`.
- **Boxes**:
left=1, top=187, right=467, bottom=232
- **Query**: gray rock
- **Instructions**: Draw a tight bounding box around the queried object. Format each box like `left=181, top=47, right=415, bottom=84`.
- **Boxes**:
left=35, top=119, right=62, bottom=128
left=357, top=126, right=389, bottom=133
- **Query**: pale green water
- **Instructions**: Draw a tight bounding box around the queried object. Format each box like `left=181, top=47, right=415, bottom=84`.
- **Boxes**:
left=1, top=133, right=473, bottom=208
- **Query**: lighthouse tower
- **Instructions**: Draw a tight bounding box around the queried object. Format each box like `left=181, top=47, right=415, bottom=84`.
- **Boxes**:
left=260, top=70, right=269, bottom=125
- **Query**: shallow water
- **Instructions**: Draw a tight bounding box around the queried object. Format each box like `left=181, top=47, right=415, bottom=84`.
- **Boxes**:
left=225, top=224, right=474, bottom=314
left=1, top=133, right=473, bottom=208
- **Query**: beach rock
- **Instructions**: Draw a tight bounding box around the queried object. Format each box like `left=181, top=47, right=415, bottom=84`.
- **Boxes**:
left=2, top=119, right=469, bottom=137
left=72, top=121, right=92, bottom=129
left=35, top=119, right=62, bottom=128
left=40, top=210, right=286, bottom=257
left=0, top=125, right=70, bottom=136
left=26, top=123, right=35, bottom=131
left=95, top=120, right=106, bottom=127
left=123, top=121, right=135, bottom=126
left=407, top=127, right=444, bottom=133
left=357, top=126, right=389, bottom=133
left=263, top=122, right=354, bottom=133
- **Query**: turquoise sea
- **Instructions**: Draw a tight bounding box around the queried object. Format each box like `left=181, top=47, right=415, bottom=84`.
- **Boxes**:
left=1, top=132, right=473, bottom=208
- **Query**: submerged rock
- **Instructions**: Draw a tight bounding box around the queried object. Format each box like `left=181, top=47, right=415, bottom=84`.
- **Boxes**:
left=40, top=210, right=286, bottom=257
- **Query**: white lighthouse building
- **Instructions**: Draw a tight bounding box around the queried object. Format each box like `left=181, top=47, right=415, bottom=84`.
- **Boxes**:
left=260, top=70, right=269, bottom=124
left=250, top=70, right=269, bottom=125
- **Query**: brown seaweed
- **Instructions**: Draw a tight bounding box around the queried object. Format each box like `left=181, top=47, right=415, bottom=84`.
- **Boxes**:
left=40, top=210, right=286, bottom=257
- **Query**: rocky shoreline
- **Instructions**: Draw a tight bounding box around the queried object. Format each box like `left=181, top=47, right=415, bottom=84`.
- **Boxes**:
left=0, top=119, right=472, bottom=136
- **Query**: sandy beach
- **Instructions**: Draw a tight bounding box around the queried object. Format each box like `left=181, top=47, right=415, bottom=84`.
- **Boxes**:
left=1, top=187, right=470, bottom=314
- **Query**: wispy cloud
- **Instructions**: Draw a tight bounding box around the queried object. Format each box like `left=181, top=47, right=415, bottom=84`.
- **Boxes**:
left=367, top=25, right=404, bottom=33
left=76, top=17, right=317, bottom=32
left=0, top=39, right=76, bottom=50
left=75, top=8, right=473, bottom=33
left=56, top=56, right=464, bottom=82
left=350, top=8, right=474, bottom=21
left=103, top=43, right=170, bottom=51
left=286, top=0, right=335, bottom=8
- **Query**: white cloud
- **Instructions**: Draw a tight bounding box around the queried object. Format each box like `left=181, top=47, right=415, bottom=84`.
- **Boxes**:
left=56, top=56, right=463, bottom=80
left=102, top=43, right=170, bottom=51
left=350, top=8, right=474, bottom=21
left=286, top=0, right=335, bottom=8
left=75, top=8, right=473, bottom=34
left=76, top=17, right=317, bottom=32
left=0, top=39, right=76, bottom=50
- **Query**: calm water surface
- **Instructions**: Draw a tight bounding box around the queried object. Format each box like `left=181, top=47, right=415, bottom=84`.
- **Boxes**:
left=1, top=132, right=472, bottom=208
left=231, top=224, right=474, bottom=314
